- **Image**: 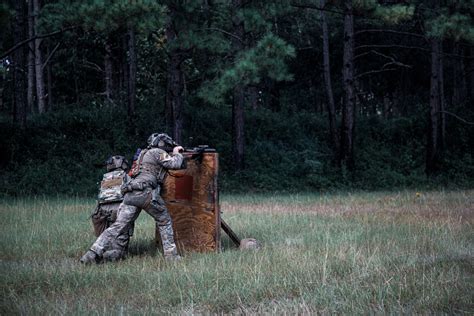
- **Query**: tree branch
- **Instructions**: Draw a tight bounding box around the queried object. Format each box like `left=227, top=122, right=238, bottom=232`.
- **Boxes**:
left=199, top=27, right=244, bottom=43
left=355, top=29, right=426, bottom=39
left=81, top=60, right=104, bottom=73
left=355, top=68, right=397, bottom=79
left=290, top=1, right=384, bottom=21
left=354, top=51, right=373, bottom=60
left=355, top=44, right=474, bottom=60
left=355, top=44, right=429, bottom=52
left=363, top=50, right=412, bottom=68
left=438, top=111, right=474, bottom=125
left=41, top=42, right=61, bottom=71
left=355, top=50, right=411, bottom=78
left=296, top=46, right=316, bottom=51
left=290, top=2, right=346, bottom=16
left=1, top=26, right=77, bottom=60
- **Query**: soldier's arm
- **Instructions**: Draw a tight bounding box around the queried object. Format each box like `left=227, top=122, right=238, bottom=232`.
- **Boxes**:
left=155, top=149, right=185, bottom=170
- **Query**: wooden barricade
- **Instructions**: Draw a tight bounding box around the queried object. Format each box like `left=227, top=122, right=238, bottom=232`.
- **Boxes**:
left=156, top=152, right=221, bottom=253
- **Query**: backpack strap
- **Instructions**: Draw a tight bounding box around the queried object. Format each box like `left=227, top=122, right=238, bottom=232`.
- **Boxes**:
left=131, top=148, right=148, bottom=178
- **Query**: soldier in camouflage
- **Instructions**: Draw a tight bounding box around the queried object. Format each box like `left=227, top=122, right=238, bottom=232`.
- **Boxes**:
left=90, top=155, right=134, bottom=255
left=80, top=133, right=185, bottom=264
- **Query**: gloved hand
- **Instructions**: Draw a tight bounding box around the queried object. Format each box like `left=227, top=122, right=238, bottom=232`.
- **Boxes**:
left=173, top=146, right=184, bottom=154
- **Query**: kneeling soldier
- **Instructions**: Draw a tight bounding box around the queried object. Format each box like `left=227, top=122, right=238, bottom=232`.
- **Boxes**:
left=80, top=133, right=185, bottom=264
left=90, top=155, right=134, bottom=256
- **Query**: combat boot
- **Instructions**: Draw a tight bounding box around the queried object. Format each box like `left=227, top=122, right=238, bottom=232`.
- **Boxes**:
left=80, top=250, right=100, bottom=264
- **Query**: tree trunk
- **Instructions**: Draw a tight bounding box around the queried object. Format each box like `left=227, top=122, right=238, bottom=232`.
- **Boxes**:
left=383, top=95, right=390, bottom=120
left=12, top=0, right=26, bottom=127
left=233, top=83, right=245, bottom=169
left=439, top=48, right=445, bottom=149
left=452, top=44, right=467, bottom=105
left=266, top=79, right=281, bottom=111
left=165, top=8, right=185, bottom=144
left=426, top=38, right=442, bottom=176
left=104, top=41, right=113, bottom=102
left=247, top=86, right=259, bottom=110
left=320, top=0, right=338, bottom=154
left=121, top=35, right=129, bottom=95
left=232, top=0, right=245, bottom=170
left=340, top=0, right=355, bottom=169
left=167, top=55, right=185, bottom=144
left=127, top=27, right=137, bottom=118
left=33, top=0, right=45, bottom=114
left=73, top=62, right=79, bottom=102
left=46, top=44, right=53, bottom=110
left=467, top=47, right=474, bottom=102
left=27, top=0, right=35, bottom=114
left=246, top=32, right=258, bottom=111
left=309, top=78, right=316, bottom=110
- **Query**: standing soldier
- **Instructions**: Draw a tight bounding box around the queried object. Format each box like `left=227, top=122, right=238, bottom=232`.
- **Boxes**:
left=90, top=155, right=134, bottom=256
left=80, top=133, right=186, bottom=264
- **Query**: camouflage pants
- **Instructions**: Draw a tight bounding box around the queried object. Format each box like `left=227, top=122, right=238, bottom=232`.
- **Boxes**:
left=91, top=203, right=117, bottom=236
left=91, top=203, right=134, bottom=251
left=90, top=187, right=178, bottom=258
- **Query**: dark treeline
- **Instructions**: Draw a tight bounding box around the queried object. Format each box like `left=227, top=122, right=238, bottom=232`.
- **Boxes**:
left=0, top=0, right=473, bottom=195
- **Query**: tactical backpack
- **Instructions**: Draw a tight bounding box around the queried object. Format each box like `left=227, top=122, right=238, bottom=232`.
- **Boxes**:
left=98, top=169, right=127, bottom=204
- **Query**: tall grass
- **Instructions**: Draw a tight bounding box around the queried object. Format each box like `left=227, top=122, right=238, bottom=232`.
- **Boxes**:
left=1, top=191, right=473, bottom=314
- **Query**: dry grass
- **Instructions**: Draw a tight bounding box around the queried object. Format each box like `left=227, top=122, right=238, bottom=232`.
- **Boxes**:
left=223, top=190, right=474, bottom=222
left=1, top=190, right=473, bottom=314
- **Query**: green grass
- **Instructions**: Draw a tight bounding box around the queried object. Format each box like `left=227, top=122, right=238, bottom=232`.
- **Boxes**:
left=1, top=191, right=473, bottom=314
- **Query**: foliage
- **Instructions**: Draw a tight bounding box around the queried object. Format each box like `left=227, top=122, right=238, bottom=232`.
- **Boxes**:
left=0, top=96, right=472, bottom=196
left=418, top=0, right=474, bottom=42
left=1, top=0, right=474, bottom=195
left=40, top=0, right=165, bottom=34
left=0, top=3, right=10, bottom=32
left=199, top=33, right=295, bottom=104
left=354, top=0, right=415, bottom=24
left=426, top=12, right=474, bottom=42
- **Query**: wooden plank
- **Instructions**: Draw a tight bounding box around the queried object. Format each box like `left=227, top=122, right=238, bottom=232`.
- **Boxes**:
left=213, top=153, right=221, bottom=251
left=221, top=219, right=241, bottom=247
left=157, top=152, right=220, bottom=253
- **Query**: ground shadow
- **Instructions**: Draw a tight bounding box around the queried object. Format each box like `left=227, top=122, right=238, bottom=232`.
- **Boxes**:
left=127, top=239, right=159, bottom=256
left=220, top=235, right=242, bottom=252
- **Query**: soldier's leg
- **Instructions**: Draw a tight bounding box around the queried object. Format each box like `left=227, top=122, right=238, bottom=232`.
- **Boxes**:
left=144, top=195, right=179, bottom=258
left=91, top=204, right=108, bottom=237
left=118, top=211, right=134, bottom=250
left=89, top=203, right=140, bottom=257
left=107, top=203, right=119, bottom=228
left=100, top=203, right=133, bottom=261
left=111, top=221, right=133, bottom=253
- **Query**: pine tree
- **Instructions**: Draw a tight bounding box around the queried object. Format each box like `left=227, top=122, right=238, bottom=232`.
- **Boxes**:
left=40, top=0, right=164, bottom=117
left=197, top=1, right=295, bottom=169
left=423, top=0, right=474, bottom=175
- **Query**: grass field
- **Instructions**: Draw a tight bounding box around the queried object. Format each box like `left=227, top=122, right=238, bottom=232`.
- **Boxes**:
left=1, top=190, right=473, bottom=314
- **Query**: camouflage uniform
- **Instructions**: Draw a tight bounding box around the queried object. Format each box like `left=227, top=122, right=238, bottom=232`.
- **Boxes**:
left=91, top=168, right=134, bottom=252
left=81, top=136, right=184, bottom=263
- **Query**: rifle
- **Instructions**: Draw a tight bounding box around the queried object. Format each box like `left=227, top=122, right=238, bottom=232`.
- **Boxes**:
left=182, top=145, right=216, bottom=163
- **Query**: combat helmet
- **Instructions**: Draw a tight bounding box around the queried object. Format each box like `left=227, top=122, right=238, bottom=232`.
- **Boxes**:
left=105, top=155, right=129, bottom=172
left=147, top=133, right=177, bottom=150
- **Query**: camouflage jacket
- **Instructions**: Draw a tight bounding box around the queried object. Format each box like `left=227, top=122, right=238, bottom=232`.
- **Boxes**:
left=130, top=148, right=184, bottom=188
left=98, top=169, right=128, bottom=204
